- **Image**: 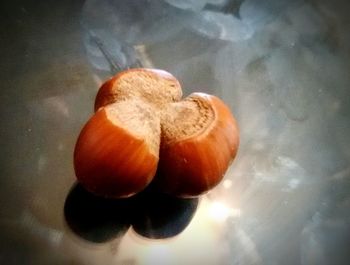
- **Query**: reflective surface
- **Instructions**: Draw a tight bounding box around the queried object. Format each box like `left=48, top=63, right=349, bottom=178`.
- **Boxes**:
left=1, top=0, right=350, bottom=264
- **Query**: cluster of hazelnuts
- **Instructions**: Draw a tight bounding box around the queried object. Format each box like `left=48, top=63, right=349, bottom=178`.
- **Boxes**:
left=74, top=69, right=239, bottom=198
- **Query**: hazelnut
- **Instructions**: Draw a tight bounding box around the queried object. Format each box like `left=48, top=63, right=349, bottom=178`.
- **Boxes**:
left=74, top=69, right=239, bottom=198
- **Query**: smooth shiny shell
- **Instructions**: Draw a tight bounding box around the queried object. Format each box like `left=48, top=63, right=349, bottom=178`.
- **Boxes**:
left=156, top=94, right=239, bottom=197
left=74, top=109, right=158, bottom=198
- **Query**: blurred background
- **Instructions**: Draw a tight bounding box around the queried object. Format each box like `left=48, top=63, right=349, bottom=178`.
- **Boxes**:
left=0, top=0, right=350, bottom=264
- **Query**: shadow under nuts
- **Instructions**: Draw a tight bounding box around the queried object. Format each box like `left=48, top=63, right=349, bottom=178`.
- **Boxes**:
left=74, top=68, right=239, bottom=198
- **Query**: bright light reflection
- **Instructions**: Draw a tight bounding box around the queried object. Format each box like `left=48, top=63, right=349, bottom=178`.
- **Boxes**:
left=208, top=202, right=241, bottom=222
left=115, top=198, right=241, bottom=264
left=223, top=179, right=232, bottom=189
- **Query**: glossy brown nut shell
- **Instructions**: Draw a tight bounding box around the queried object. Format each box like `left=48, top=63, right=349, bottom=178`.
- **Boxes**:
left=156, top=94, right=239, bottom=197
left=74, top=109, right=158, bottom=198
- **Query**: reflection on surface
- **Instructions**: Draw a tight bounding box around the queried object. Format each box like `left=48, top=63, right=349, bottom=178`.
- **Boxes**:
left=132, top=189, right=198, bottom=239
left=64, top=184, right=131, bottom=243
left=115, top=196, right=242, bottom=265
left=64, top=184, right=198, bottom=242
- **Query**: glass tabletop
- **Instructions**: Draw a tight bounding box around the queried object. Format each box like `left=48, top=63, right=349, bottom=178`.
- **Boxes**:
left=1, top=0, right=349, bottom=264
